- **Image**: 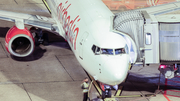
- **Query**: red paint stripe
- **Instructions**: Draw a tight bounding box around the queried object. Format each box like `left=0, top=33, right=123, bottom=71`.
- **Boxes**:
left=163, top=77, right=180, bottom=100
left=164, top=79, right=168, bottom=94
left=163, top=94, right=171, bottom=101
left=164, top=84, right=180, bottom=88
left=167, top=79, right=180, bottom=83
left=166, top=89, right=180, bottom=93
left=163, top=78, right=171, bottom=101
left=166, top=94, right=180, bottom=98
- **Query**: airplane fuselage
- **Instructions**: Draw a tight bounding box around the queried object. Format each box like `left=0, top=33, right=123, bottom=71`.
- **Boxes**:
left=47, top=0, right=130, bottom=85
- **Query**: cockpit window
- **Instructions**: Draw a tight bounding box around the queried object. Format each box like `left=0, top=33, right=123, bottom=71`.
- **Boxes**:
left=96, top=47, right=100, bottom=55
left=92, top=45, right=128, bottom=55
left=125, top=44, right=129, bottom=54
left=101, top=49, right=113, bottom=55
left=92, top=45, right=96, bottom=53
left=115, top=48, right=125, bottom=55
left=115, top=45, right=129, bottom=55
left=92, top=45, right=100, bottom=55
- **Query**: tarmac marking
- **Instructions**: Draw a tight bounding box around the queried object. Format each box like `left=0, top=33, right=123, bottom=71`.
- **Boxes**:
left=55, top=55, right=74, bottom=81
left=22, top=83, right=32, bottom=101
left=14, top=0, right=18, bottom=4
left=163, top=94, right=171, bottom=101
left=163, top=78, right=171, bottom=101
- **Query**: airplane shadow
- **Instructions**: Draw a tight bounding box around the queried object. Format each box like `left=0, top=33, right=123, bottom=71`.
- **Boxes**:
left=10, top=46, right=47, bottom=61
left=122, top=75, right=160, bottom=92
left=45, top=31, right=72, bottom=50
left=0, top=27, right=10, bottom=37
left=119, top=73, right=180, bottom=94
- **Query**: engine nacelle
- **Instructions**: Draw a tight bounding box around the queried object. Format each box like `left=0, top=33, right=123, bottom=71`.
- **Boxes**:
left=5, top=26, right=35, bottom=57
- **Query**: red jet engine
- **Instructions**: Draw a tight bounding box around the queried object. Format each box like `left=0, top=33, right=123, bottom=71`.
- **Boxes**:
left=5, top=26, right=35, bottom=57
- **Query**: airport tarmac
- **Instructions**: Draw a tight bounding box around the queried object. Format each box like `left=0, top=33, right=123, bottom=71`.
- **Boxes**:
left=0, top=0, right=180, bottom=101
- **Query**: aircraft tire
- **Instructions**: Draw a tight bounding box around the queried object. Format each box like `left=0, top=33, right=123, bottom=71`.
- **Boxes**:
left=102, top=91, right=106, bottom=99
left=107, top=89, right=111, bottom=97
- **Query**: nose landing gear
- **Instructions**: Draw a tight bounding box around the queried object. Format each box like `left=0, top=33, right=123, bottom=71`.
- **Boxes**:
left=101, top=84, right=112, bottom=99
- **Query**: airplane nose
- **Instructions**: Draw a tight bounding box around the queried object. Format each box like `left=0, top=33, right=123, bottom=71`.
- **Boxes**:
left=103, top=55, right=129, bottom=85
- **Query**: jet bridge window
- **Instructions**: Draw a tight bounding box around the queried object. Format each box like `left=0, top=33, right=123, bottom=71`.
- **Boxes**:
left=92, top=45, right=100, bottom=55
left=145, top=33, right=152, bottom=45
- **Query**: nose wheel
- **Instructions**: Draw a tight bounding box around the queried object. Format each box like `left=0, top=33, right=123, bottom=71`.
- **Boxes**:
left=86, top=72, right=115, bottom=100
left=102, top=88, right=111, bottom=99
left=85, top=71, right=153, bottom=101
left=100, top=83, right=112, bottom=99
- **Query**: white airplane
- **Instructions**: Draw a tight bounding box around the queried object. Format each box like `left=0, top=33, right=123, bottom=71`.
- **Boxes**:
left=2, top=0, right=130, bottom=86
left=1, top=0, right=180, bottom=98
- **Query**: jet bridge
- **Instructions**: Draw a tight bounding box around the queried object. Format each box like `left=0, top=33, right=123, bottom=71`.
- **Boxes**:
left=113, top=10, right=180, bottom=65
left=113, top=10, right=159, bottom=64
left=113, top=10, right=145, bottom=63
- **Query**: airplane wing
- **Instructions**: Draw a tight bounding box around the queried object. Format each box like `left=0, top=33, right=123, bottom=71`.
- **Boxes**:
left=0, top=9, right=62, bottom=58
left=0, top=10, right=58, bottom=33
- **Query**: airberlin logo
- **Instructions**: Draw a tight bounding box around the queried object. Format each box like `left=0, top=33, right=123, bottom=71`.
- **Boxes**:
left=57, top=0, right=80, bottom=50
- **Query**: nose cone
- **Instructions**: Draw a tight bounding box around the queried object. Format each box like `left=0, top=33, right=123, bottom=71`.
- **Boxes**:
left=102, top=55, right=129, bottom=85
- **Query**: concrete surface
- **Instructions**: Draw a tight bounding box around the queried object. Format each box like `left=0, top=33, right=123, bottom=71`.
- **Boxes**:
left=0, top=0, right=49, bottom=16
left=0, top=26, right=86, bottom=101
left=0, top=0, right=180, bottom=101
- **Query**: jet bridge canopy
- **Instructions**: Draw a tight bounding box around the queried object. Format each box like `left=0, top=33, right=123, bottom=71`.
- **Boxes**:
left=112, top=2, right=180, bottom=64
left=113, top=10, right=159, bottom=64
left=113, top=10, right=144, bottom=63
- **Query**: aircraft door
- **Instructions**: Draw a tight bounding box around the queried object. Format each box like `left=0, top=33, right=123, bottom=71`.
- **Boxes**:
left=79, top=32, right=89, bottom=59
left=144, top=24, right=159, bottom=64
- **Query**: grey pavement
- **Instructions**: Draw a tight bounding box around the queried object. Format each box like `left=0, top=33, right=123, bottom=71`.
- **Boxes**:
left=0, top=0, right=180, bottom=101
left=0, top=0, right=49, bottom=16
left=0, top=32, right=86, bottom=101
